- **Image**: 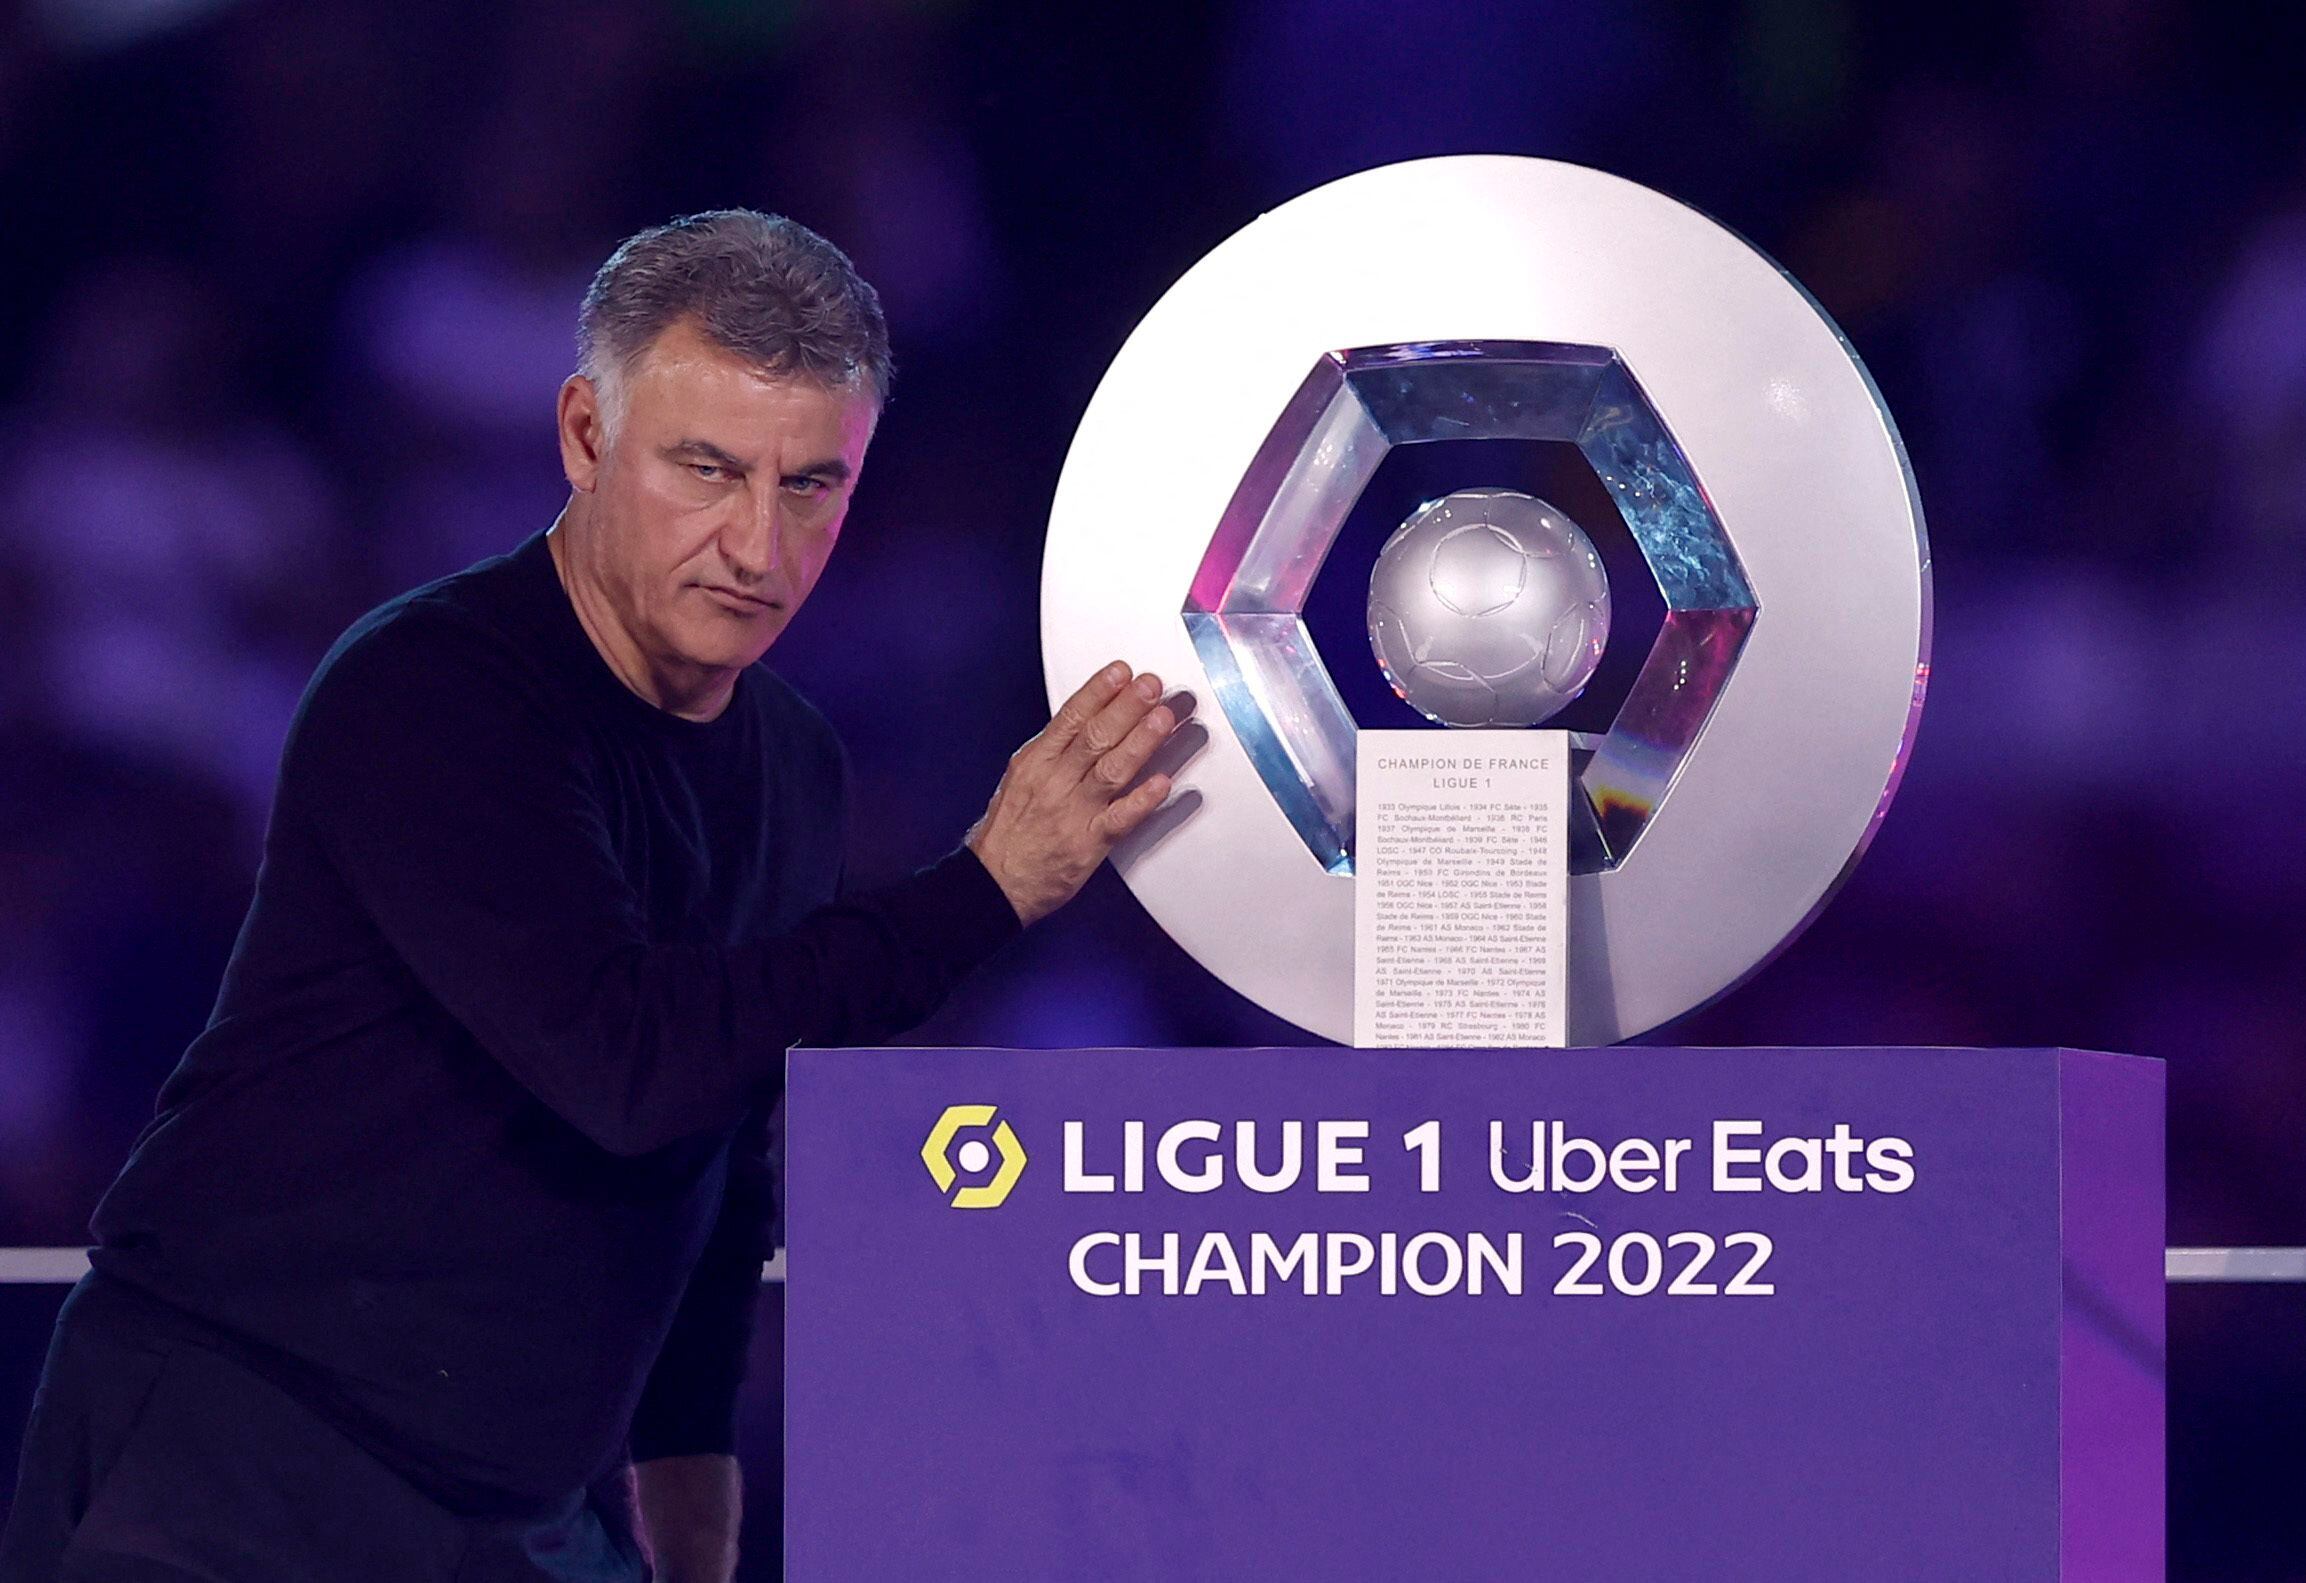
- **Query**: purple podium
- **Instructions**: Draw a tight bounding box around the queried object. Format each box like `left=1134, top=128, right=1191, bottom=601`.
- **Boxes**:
left=784, top=1047, right=2162, bottom=1580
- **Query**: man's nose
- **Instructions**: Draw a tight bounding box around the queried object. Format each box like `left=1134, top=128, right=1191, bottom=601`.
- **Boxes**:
left=721, top=491, right=782, bottom=583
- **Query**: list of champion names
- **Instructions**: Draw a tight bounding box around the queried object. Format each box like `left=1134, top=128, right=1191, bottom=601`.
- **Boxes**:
left=1354, top=730, right=1569, bottom=1048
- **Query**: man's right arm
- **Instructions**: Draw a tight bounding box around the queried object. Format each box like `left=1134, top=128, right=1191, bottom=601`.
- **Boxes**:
left=285, top=611, right=1173, bottom=1158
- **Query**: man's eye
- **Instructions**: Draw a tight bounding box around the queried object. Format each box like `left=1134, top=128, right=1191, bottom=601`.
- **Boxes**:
left=784, top=475, right=830, bottom=497
left=690, top=463, right=728, bottom=481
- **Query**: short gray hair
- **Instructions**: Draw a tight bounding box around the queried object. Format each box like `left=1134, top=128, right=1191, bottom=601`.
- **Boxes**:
left=576, top=209, right=893, bottom=431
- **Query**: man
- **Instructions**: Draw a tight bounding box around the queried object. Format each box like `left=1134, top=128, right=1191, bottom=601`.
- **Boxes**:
left=0, top=210, right=1181, bottom=1581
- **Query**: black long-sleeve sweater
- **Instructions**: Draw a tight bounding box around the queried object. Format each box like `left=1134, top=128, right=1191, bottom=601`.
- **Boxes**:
left=84, top=526, right=1021, bottom=1517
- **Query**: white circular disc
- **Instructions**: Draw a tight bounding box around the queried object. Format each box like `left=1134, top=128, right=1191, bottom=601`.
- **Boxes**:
left=1041, top=155, right=1929, bottom=1045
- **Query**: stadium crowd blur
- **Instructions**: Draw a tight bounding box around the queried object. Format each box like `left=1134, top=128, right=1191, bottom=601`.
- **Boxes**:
left=0, top=0, right=2299, bottom=1574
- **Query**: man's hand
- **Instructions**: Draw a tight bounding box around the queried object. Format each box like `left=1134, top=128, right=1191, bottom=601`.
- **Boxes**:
left=966, top=661, right=1183, bottom=927
left=631, top=1453, right=741, bottom=1583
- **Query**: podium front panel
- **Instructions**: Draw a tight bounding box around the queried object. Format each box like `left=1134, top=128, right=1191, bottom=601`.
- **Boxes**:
left=784, top=1046, right=2161, bottom=1580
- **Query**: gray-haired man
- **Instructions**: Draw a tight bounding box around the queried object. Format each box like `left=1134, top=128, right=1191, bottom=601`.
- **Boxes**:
left=0, top=210, right=1179, bottom=1582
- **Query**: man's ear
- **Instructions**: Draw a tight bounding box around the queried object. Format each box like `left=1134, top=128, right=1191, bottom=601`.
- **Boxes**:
left=558, top=374, right=607, bottom=493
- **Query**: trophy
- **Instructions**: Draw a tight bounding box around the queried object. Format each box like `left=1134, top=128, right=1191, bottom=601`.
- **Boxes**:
left=1040, top=156, right=1930, bottom=1045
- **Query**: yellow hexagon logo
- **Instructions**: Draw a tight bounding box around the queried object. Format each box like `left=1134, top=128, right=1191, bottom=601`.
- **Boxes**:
left=920, top=1105, right=1027, bottom=1209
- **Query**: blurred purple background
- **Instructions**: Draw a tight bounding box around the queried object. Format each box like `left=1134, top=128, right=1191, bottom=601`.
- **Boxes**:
left=0, top=0, right=2299, bottom=1574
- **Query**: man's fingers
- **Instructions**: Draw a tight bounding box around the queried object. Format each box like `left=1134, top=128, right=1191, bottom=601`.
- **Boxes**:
left=1065, top=670, right=1163, bottom=770
left=1092, top=771, right=1173, bottom=843
left=1039, top=661, right=1134, bottom=759
left=1084, top=701, right=1175, bottom=796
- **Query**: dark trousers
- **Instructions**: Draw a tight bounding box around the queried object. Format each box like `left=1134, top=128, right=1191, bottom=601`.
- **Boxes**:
left=0, top=1272, right=650, bottom=1582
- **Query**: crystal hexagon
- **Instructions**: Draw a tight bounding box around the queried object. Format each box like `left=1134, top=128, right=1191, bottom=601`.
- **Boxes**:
left=1182, top=340, right=1759, bottom=876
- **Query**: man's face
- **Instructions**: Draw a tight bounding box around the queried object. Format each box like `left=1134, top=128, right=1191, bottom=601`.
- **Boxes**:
left=560, top=317, right=878, bottom=676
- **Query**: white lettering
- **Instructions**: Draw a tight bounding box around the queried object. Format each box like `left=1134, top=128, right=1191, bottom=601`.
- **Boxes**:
left=1468, top=1232, right=1522, bottom=1295
left=1251, top=1232, right=1318, bottom=1294
left=1069, top=1231, right=1120, bottom=1295
left=1865, top=1136, right=1916, bottom=1193
left=1183, top=1231, right=1247, bottom=1295
left=1403, top=1232, right=1464, bottom=1296
left=1663, top=1136, right=1692, bottom=1191
left=1611, top=1136, right=1661, bottom=1193
left=1156, top=1119, right=1223, bottom=1193
left=1236, top=1121, right=1303, bottom=1193
left=1324, top=1232, right=1375, bottom=1292
left=1765, top=1135, right=1824, bottom=1193
left=1714, top=1120, right=1764, bottom=1191
left=1550, top=1123, right=1607, bottom=1193
left=1125, top=1230, right=1179, bottom=1295
left=1063, top=1122, right=1113, bottom=1193
left=1317, top=1121, right=1370, bottom=1192
left=1490, top=1120, right=1542, bottom=1192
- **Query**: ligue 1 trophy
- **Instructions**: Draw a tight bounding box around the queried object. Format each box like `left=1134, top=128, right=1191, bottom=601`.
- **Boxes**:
left=1039, top=155, right=1930, bottom=1045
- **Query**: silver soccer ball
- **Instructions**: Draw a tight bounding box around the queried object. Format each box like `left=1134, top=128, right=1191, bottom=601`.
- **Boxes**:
left=1366, top=488, right=1612, bottom=728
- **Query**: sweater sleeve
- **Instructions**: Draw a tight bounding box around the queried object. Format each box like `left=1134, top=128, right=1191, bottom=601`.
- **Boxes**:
left=287, top=604, right=1023, bottom=1158
left=627, top=1102, right=774, bottom=1461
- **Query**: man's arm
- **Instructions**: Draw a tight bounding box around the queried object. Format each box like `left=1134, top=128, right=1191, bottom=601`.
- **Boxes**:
left=623, top=1104, right=774, bottom=1580
left=287, top=607, right=1026, bottom=1155
left=290, top=614, right=1175, bottom=1156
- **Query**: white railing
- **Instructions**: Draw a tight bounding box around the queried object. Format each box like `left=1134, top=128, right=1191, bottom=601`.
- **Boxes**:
left=2163, top=1247, right=2306, bottom=1282
left=0, top=1247, right=2290, bottom=1284
left=0, top=1249, right=787, bottom=1283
